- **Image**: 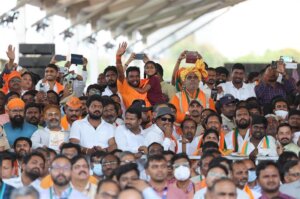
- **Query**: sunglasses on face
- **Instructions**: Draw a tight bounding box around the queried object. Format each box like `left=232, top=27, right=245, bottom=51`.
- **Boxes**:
left=160, top=117, right=174, bottom=123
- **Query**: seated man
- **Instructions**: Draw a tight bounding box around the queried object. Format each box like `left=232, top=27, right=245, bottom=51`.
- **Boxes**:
left=276, top=123, right=300, bottom=156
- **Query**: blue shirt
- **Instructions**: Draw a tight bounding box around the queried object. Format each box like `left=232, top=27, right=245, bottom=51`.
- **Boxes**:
left=4, top=122, right=37, bottom=146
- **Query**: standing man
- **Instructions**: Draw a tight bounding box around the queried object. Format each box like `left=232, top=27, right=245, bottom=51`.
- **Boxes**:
left=218, top=63, right=256, bottom=100
left=199, top=68, right=217, bottom=102
left=155, top=63, right=176, bottom=102
left=225, top=106, right=252, bottom=152
left=144, top=107, right=177, bottom=152
left=257, top=161, right=294, bottom=199
left=70, top=95, right=117, bottom=154
left=4, top=98, right=37, bottom=146
left=31, top=104, right=69, bottom=150
left=40, top=155, right=88, bottom=198
left=61, top=97, right=82, bottom=132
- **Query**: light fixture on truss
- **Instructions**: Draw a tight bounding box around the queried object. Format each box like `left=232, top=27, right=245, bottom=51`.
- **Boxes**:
left=0, top=11, right=19, bottom=25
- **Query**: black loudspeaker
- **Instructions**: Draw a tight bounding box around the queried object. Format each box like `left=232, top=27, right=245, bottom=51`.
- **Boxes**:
left=19, top=44, right=55, bottom=55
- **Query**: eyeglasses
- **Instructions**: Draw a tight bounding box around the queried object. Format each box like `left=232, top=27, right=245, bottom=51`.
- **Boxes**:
left=289, top=172, right=300, bottom=178
left=51, top=165, right=71, bottom=172
left=160, top=117, right=174, bottom=123
left=102, top=161, right=118, bottom=167
left=10, top=78, right=21, bottom=83
left=173, top=162, right=190, bottom=169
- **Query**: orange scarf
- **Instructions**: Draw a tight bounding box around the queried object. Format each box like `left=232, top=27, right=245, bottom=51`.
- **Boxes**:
left=244, top=184, right=254, bottom=199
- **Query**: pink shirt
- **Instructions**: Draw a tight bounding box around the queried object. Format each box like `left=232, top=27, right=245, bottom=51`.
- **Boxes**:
left=150, top=182, right=186, bottom=199
left=0, top=114, right=10, bottom=126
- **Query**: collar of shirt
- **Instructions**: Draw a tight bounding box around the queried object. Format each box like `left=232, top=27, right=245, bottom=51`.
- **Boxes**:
left=50, top=185, right=72, bottom=199
left=229, top=81, right=247, bottom=90
left=70, top=182, right=91, bottom=194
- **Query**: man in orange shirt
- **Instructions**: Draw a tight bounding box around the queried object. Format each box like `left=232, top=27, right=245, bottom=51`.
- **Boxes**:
left=170, top=60, right=215, bottom=123
left=115, top=42, right=150, bottom=109
left=61, top=96, right=82, bottom=132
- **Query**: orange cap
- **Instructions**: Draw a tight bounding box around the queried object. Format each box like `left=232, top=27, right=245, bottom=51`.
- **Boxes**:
left=7, top=71, right=21, bottom=83
left=66, top=96, right=82, bottom=109
left=7, top=98, right=25, bottom=110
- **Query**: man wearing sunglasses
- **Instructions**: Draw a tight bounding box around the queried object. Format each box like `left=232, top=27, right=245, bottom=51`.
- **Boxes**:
left=144, top=106, right=177, bottom=152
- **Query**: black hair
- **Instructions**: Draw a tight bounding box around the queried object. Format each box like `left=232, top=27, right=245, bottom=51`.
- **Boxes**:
left=115, top=163, right=139, bottom=181
left=247, top=72, right=260, bottom=83
left=96, top=179, right=120, bottom=193
left=103, top=66, right=118, bottom=76
left=22, top=90, right=38, bottom=98
left=144, top=61, right=157, bottom=77
left=288, top=109, right=300, bottom=118
left=147, top=142, right=163, bottom=154
left=23, top=152, right=45, bottom=165
left=47, top=147, right=57, bottom=156
left=101, top=154, right=120, bottom=165
left=90, top=151, right=107, bottom=162
left=4, top=91, right=20, bottom=105
left=60, top=142, right=81, bottom=155
left=202, top=141, right=219, bottom=151
left=204, top=112, right=222, bottom=126
left=79, top=96, right=88, bottom=101
left=283, top=160, right=299, bottom=178
left=256, top=160, right=279, bottom=178
left=215, top=66, right=229, bottom=77
left=203, top=129, right=220, bottom=140
left=87, top=84, right=103, bottom=94
left=145, top=154, right=166, bottom=169
left=51, top=155, right=71, bottom=165
left=0, top=152, right=15, bottom=167
left=111, top=149, right=123, bottom=156
left=155, top=63, right=164, bottom=77
left=247, top=102, right=262, bottom=115
left=126, top=66, right=140, bottom=77
left=25, top=103, right=42, bottom=114
left=70, top=155, right=89, bottom=167
left=86, top=95, right=103, bottom=108
left=180, top=118, right=197, bottom=129
left=162, top=150, right=175, bottom=156
left=234, top=105, right=250, bottom=118
left=171, top=153, right=191, bottom=167
left=199, top=153, right=214, bottom=167
left=231, top=63, right=245, bottom=72
left=13, top=137, right=32, bottom=149
left=47, top=90, right=60, bottom=105
left=272, top=97, right=288, bottom=111
left=276, top=123, right=292, bottom=134
left=102, top=96, right=118, bottom=111
left=209, top=157, right=232, bottom=172
left=207, top=163, right=229, bottom=176
left=125, top=107, right=142, bottom=119
left=46, top=64, right=59, bottom=72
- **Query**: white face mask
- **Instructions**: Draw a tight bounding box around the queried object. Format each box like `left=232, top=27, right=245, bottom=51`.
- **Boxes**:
left=92, top=163, right=103, bottom=176
left=248, top=170, right=257, bottom=182
left=275, top=110, right=288, bottom=119
left=174, top=165, right=191, bottom=181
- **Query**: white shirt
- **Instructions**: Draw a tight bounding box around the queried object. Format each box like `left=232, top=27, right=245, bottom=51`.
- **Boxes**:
left=243, top=136, right=278, bottom=156
left=199, top=81, right=212, bottom=103
left=193, top=187, right=250, bottom=199
left=35, top=80, right=61, bottom=93
left=31, top=127, right=69, bottom=150
left=225, top=128, right=251, bottom=151
left=218, top=81, right=256, bottom=100
left=39, top=186, right=88, bottom=199
left=144, top=124, right=176, bottom=152
left=115, top=124, right=146, bottom=153
left=293, top=131, right=300, bottom=145
left=3, top=176, right=24, bottom=188
left=69, top=117, right=115, bottom=148
left=177, top=136, right=200, bottom=155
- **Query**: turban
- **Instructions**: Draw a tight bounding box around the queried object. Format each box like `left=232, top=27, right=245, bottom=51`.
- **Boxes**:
left=66, top=96, right=82, bottom=109
left=7, top=98, right=25, bottom=110
left=2, top=71, right=21, bottom=94
left=175, top=59, right=208, bottom=91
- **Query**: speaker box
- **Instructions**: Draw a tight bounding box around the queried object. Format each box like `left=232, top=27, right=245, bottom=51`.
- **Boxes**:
left=19, top=44, right=55, bottom=55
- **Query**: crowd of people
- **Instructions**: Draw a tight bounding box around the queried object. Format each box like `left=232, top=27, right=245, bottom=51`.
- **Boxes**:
left=0, top=42, right=300, bottom=199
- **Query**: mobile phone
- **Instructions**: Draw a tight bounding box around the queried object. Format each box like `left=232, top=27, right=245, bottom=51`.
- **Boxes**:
left=71, top=54, right=83, bottom=65
left=271, top=61, right=277, bottom=69
left=211, top=88, right=218, bottom=101
left=186, top=51, right=198, bottom=63
left=55, top=55, right=66, bottom=62
left=280, top=56, right=293, bottom=63
left=135, top=53, right=144, bottom=60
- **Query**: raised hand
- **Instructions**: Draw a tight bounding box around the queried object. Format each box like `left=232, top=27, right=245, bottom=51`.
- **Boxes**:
left=6, top=45, right=15, bottom=60
left=143, top=53, right=150, bottom=63
left=116, top=42, right=127, bottom=56
left=178, top=50, right=187, bottom=61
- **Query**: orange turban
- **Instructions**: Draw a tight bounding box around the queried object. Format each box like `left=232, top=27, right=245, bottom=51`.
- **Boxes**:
left=66, top=96, right=82, bottom=109
left=2, top=71, right=22, bottom=94
left=179, top=59, right=208, bottom=81
left=7, top=98, right=25, bottom=110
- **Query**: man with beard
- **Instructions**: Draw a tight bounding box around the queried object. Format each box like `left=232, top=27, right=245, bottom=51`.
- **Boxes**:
left=102, top=97, right=123, bottom=127
left=61, top=96, right=82, bottom=132
left=217, top=63, right=256, bottom=100
left=144, top=107, right=178, bottom=152
left=4, top=98, right=37, bottom=146
left=79, top=96, right=88, bottom=118
left=40, top=155, right=88, bottom=199
left=231, top=161, right=261, bottom=199
left=70, top=155, right=98, bottom=198
left=24, top=103, right=42, bottom=127
left=220, top=94, right=237, bottom=132
left=215, top=66, right=229, bottom=85
left=240, top=115, right=277, bottom=157
left=101, top=154, right=120, bottom=179
left=70, top=95, right=117, bottom=154
left=276, top=123, right=300, bottom=156
left=13, top=137, right=32, bottom=176
left=255, top=62, right=297, bottom=106
left=199, top=68, right=217, bottom=102
left=177, top=118, right=199, bottom=155
left=225, top=106, right=252, bottom=152
left=188, top=99, right=204, bottom=136
left=115, top=107, right=147, bottom=154
left=4, top=152, right=45, bottom=188
left=257, top=161, right=294, bottom=199
left=31, top=104, right=69, bottom=151
left=115, top=42, right=150, bottom=109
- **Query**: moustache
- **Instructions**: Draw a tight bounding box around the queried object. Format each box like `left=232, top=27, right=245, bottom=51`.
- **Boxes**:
left=79, top=171, right=87, bottom=175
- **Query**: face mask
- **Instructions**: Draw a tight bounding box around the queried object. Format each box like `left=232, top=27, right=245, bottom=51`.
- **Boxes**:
left=195, top=167, right=201, bottom=175
left=248, top=170, right=257, bottom=182
left=275, top=110, right=288, bottom=119
left=174, top=165, right=191, bottom=181
left=92, top=164, right=103, bottom=176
